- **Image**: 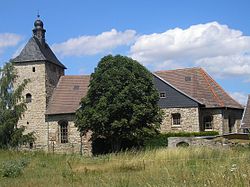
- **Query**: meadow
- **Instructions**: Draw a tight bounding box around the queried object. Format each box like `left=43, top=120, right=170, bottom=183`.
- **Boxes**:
left=0, top=147, right=249, bottom=187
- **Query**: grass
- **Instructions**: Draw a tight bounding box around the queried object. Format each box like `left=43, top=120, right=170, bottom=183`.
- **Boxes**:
left=0, top=147, right=250, bottom=187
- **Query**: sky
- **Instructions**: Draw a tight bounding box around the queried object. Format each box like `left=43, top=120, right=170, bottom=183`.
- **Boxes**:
left=0, top=0, right=249, bottom=105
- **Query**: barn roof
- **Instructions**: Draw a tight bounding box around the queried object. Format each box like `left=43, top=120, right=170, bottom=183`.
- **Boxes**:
left=47, top=67, right=243, bottom=115
left=154, top=67, right=243, bottom=109
left=46, top=75, right=90, bottom=115
left=241, top=95, right=250, bottom=129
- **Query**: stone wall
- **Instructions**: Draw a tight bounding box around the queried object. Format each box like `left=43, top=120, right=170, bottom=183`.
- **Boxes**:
left=160, top=107, right=200, bottom=132
left=14, top=62, right=48, bottom=149
left=46, top=114, right=92, bottom=155
left=199, top=108, right=223, bottom=134
left=168, top=137, right=221, bottom=148
left=199, top=108, right=243, bottom=134
left=222, top=109, right=243, bottom=133
left=45, top=63, right=64, bottom=107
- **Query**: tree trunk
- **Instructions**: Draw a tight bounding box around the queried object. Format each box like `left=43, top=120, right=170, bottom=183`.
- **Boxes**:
left=111, top=137, right=121, bottom=152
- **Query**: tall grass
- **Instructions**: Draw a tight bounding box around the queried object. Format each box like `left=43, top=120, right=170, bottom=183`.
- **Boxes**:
left=0, top=147, right=249, bottom=187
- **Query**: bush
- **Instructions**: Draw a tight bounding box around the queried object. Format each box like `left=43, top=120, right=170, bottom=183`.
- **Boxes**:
left=0, top=158, right=29, bottom=178
left=144, top=131, right=219, bottom=148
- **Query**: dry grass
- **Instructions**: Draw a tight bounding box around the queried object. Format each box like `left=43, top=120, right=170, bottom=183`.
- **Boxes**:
left=0, top=147, right=250, bottom=187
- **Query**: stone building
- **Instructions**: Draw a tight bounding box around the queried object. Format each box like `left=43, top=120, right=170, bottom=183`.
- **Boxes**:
left=241, top=95, right=250, bottom=132
left=11, top=17, right=243, bottom=154
left=154, top=69, right=243, bottom=134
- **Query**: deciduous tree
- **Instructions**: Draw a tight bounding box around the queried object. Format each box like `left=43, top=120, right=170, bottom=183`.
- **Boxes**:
left=75, top=55, right=162, bottom=152
left=0, top=62, right=35, bottom=148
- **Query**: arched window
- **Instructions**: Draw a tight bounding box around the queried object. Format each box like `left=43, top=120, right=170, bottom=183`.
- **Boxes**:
left=59, top=121, right=68, bottom=143
left=203, top=116, right=213, bottom=130
left=172, top=113, right=181, bottom=126
left=26, top=93, right=32, bottom=103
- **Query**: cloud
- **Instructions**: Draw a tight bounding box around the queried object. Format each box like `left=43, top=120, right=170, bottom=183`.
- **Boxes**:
left=52, top=29, right=137, bottom=56
left=229, top=92, right=248, bottom=106
left=0, top=33, right=22, bottom=55
left=130, top=22, right=250, bottom=78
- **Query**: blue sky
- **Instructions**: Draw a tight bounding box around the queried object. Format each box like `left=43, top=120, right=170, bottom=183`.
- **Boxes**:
left=0, top=0, right=249, bottom=104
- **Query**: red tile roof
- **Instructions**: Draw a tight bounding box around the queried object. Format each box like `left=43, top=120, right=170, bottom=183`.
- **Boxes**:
left=46, top=75, right=90, bottom=115
left=155, top=67, right=243, bottom=109
left=47, top=67, right=243, bottom=115
left=241, top=95, right=250, bottom=129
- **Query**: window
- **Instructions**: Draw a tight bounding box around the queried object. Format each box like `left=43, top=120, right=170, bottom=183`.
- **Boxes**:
left=73, top=85, right=80, bottom=90
left=32, top=67, right=35, bottom=72
left=26, top=93, right=32, bottom=103
left=185, top=76, right=191, bottom=81
left=203, top=116, right=213, bottom=129
left=172, top=113, right=181, bottom=126
left=59, top=121, right=68, bottom=143
left=159, top=92, right=166, bottom=98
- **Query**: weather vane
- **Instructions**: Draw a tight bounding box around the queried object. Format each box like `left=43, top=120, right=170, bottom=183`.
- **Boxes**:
left=37, top=10, right=40, bottom=19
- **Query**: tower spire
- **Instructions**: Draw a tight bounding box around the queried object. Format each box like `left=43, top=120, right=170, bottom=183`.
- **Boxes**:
left=32, top=13, right=46, bottom=44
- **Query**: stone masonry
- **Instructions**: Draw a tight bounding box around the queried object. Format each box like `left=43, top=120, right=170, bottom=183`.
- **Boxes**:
left=46, top=114, right=92, bottom=155
left=160, top=107, right=200, bottom=132
left=14, top=62, right=48, bottom=149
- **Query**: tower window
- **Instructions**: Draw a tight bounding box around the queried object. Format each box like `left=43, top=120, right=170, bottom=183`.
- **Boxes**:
left=32, top=67, right=36, bottom=72
left=59, top=121, right=68, bottom=143
left=26, top=93, right=32, bottom=103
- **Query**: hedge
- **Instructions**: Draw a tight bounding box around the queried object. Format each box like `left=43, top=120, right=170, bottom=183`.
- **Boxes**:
left=144, top=131, right=219, bottom=148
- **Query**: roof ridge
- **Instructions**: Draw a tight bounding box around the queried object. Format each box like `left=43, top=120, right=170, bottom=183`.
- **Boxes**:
left=199, top=68, right=224, bottom=107
left=154, top=67, right=201, bottom=73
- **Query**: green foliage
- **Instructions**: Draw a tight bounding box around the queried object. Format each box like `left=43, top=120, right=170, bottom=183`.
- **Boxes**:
left=75, top=55, right=162, bottom=152
left=0, top=62, right=35, bottom=148
left=145, top=131, right=219, bottom=148
left=0, top=158, right=29, bottom=178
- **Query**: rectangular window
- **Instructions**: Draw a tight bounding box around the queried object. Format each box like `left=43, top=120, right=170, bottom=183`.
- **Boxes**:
left=172, top=113, right=181, bottom=126
left=159, top=92, right=166, bottom=98
left=203, top=116, right=213, bottom=130
left=60, top=122, right=68, bottom=143
left=185, top=76, right=191, bottom=81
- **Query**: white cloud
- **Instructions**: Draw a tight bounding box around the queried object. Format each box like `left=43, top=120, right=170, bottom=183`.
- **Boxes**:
left=0, top=33, right=22, bottom=56
left=195, top=54, right=250, bottom=78
left=52, top=29, right=137, bottom=56
left=130, top=22, right=250, bottom=78
left=229, top=92, right=248, bottom=106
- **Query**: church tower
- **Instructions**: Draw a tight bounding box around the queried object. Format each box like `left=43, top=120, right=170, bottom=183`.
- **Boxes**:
left=11, top=16, right=66, bottom=150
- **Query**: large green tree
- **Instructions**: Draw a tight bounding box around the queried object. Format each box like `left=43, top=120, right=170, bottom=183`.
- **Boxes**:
left=0, top=62, right=35, bottom=148
left=75, top=55, right=162, bottom=152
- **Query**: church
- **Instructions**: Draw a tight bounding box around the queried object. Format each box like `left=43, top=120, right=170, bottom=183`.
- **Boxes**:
left=11, top=17, right=244, bottom=154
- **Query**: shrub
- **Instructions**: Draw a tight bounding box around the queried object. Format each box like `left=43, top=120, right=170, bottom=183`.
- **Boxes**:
left=145, top=131, right=219, bottom=148
left=0, top=158, right=29, bottom=178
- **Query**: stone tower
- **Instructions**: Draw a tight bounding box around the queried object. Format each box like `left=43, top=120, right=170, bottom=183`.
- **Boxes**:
left=11, top=16, right=66, bottom=150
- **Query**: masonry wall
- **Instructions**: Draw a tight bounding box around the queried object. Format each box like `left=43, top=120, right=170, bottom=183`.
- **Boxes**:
left=45, top=63, right=64, bottom=107
left=160, top=107, right=200, bottom=132
left=199, top=108, right=243, bottom=134
left=199, top=108, right=223, bottom=134
left=14, top=62, right=47, bottom=149
left=222, top=109, right=243, bottom=133
left=46, top=114, right=92, bottom=155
